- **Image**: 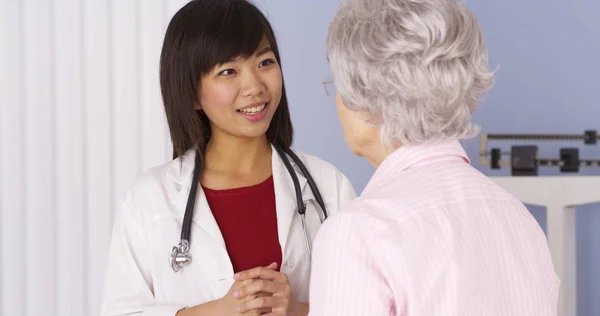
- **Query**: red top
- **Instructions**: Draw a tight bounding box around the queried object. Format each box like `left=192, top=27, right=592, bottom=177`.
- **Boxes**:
left=202, top=176, right=282, bottom=273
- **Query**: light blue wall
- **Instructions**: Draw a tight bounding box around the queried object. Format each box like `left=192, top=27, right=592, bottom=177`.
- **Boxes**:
left=464, top=2, right=600, bottom=316
left=257, top=1, right=600, bottom=315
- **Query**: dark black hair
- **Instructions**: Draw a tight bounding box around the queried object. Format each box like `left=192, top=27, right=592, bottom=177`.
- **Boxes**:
left=159, top=0, right=294, bottom=160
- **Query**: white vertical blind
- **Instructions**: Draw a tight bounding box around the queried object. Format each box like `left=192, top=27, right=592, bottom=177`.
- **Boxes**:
left=141, top=0, right=170, bottom=172
left=83, top=0, right=113, bottom=315
left=1, top=2, right=26, bottom=316
left=55, top=0, right=85, bottom=314
left=111, top=0, right=141, bottom=212
left=0, top=1, right=186, bottom=315
left=23, top=1, right=57, bottom=316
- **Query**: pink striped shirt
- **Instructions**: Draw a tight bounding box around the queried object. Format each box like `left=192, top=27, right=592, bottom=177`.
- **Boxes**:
left=308, top=141, right=559, bottom=316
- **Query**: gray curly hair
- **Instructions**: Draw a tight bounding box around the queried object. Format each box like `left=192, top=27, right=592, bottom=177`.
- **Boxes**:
left=326, top=0, right=495, bottom=147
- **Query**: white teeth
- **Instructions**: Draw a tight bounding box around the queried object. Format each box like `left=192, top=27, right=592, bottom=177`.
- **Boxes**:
left=239, top=103, right=266, bottom=114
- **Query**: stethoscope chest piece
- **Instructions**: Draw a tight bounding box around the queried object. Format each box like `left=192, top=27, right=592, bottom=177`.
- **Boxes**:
left=170, top=239, right=192, bottom=273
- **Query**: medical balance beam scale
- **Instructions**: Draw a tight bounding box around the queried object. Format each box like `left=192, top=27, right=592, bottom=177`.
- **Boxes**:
left=479, top=130, right=600, bottom=316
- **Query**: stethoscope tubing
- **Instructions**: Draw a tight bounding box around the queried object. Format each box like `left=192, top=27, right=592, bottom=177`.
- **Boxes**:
left=170, top=144, right=328, bottom=273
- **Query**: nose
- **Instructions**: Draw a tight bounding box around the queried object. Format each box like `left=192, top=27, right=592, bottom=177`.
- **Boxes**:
left=241, top=70, right=266, bottom=97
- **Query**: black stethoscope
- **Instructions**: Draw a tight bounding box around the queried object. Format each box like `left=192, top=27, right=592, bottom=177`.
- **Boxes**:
left=170, top=145, right=328, bottom=273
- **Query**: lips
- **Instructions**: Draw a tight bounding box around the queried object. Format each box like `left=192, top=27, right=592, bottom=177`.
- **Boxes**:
left=236, top=102, right=269, bottom=122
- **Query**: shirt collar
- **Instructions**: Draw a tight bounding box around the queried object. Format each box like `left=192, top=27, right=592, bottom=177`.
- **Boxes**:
left=363, top=140, right=470, bottom=194
left=165, top=148, right=196, bottom=188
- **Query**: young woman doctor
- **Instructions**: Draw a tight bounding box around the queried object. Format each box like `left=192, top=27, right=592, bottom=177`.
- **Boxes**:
left=99, top=1, right=356, bottom=315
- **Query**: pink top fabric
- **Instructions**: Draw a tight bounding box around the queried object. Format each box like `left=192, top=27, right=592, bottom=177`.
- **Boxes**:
left=308, top=141, right=559, bottom=316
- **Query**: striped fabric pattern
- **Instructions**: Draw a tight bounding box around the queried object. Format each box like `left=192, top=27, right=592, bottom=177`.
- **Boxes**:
left=308, top=141, right=560, bottom=316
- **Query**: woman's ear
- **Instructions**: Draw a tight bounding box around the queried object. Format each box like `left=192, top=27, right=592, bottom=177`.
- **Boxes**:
left=193, top=103, right=202, bottom=110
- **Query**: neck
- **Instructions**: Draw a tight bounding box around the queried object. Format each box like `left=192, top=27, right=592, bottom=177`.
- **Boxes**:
left=204, top=132, right=272, bottom=175
left=362, top=141, right=398, bottom=168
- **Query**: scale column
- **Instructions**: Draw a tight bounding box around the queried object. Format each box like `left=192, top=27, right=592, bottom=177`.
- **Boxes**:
left=547, top=204, right=577, bottom=316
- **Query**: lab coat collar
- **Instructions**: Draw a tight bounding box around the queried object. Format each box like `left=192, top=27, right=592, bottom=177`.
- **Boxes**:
left=168, top=144, right=308, bottom=257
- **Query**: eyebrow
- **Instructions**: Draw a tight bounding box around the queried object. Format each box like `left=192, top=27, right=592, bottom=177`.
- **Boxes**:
left=218, top=46, right=274, bottom=66
left=255, top=46, right=273, bottom=58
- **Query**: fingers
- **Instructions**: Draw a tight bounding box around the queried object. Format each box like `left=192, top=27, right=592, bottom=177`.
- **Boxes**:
left=234, top=264, right=287, bottom=283
left=239, top=292, right=266, bottom=303
left=230, top=279, right=255, bottom=294
left=243, top=291, right=271, bottom=300
left=234, top=279, right=289, bottom=299
left=237, top=295, right=287, bottom=314
left=232, top=263, right=292, bottom=315
left=241, top=308, right=270, bottom=316
left=239, top=292, right=272, bottom=315
left=236, top=279, right=255, bottom=288
left=264, top=262, right=278, bottom=270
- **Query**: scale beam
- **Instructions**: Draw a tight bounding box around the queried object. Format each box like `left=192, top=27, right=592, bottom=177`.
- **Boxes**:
left=479, top=130, right=599, bottom=175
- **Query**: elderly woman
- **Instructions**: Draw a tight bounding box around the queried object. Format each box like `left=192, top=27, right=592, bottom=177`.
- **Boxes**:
left=308, top=0, right=560, bottom=315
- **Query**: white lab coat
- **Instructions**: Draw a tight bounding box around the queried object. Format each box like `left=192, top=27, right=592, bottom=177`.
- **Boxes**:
left=99, top=145, right=357, bottom=316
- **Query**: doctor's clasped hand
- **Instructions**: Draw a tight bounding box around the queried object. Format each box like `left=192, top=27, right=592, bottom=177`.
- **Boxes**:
left=233, top=263, right=308, bottom=316
left=176, top=262, right=304, bottom=316
left=176, top=264, right=277, bottom=316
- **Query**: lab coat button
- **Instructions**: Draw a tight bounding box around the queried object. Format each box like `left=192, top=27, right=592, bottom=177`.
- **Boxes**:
left=286, top=258, right=295, bottom=267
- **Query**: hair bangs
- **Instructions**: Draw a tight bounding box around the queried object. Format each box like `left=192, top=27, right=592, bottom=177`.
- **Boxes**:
left=195, top=1, right=271, bottom=76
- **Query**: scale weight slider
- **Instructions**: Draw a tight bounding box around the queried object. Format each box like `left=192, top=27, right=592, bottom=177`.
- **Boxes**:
left=511, top=146, right=538, bottom=176
left=560, top=148, right=579, bottom=172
